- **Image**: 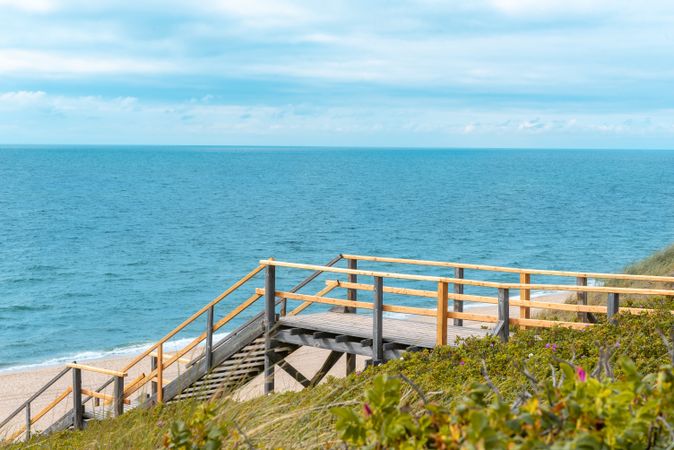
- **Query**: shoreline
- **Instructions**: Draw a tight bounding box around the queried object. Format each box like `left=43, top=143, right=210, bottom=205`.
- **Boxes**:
left=0, top=291, right=571, bottom=437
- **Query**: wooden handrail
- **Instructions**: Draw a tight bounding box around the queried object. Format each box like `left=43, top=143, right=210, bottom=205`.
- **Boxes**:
left=66, top=363, right=126, bottom=378
left=260, top=260, right=674, bottom=296
left=328, top=280, right=663, bottom=315
left=343, top=254, right=674, bottom=284
left=81, top=389, right=130, bottom=405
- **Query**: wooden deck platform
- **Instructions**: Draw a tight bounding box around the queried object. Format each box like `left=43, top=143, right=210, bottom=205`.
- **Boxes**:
left=279, top=312, right=491, bottom=349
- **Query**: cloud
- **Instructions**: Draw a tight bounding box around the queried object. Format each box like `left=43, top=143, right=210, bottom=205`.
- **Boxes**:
left=1, top=1, right=674, bottom=146
left=0, top=50, right=176, bottom=76
left=0, top=90, right=46, bottom=105
left=0, top=0, right=58, bottom=13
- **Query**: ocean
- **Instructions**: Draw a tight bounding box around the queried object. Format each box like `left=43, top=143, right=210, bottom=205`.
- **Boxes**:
left=1, top=146, right=673, bottom=370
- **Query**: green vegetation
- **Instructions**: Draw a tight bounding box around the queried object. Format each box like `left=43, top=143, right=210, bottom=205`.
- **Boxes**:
left=7, top=245, right=674, bottom=449
left=9, top=312, right=674, bottom=449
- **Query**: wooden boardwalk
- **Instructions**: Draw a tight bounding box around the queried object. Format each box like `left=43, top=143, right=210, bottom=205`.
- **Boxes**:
left=279, top=312, right=489, bottom=349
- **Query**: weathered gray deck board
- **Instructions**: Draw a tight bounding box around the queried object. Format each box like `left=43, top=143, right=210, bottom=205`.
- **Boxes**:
left=279, top=312, right=490, bottom=348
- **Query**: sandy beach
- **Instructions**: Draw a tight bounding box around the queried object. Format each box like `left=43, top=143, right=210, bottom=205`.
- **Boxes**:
left=0, top=292, right=570, bottom=439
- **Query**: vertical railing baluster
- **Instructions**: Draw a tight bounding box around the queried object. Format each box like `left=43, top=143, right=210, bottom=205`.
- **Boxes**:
left=519, top=273, right=531, bottom=323
left=24, top=403, right=30, bottom=442
left=577, top=276, right=588, bottom=322
left=453, top=268, right=464, bottom=326
left=497, top=288, right=510, bottom=342
left=206, top=305, right=214, bottom=371
left=346, top=258, right=357, bottom=374
left=150, top=356, right=158, bottom=397
left=72, top=366, right=83, bottom=430
left=608, top=293, right=619, bottom=323
left=437, top=281, right=448, bottom=346
left=113, top=376, right=124, bottom=417
left=372, top=276, right=384, bottom=365
left=156, top=344, right=164, bottom=403
left=264, top=263, right=276, bottom=394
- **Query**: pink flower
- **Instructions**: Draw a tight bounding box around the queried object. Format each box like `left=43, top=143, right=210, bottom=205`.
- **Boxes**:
left=459, top=360, right=465, bottom=366
left=363, top=403, right=372, bottom=417
left=576, top=366, right=587, bottom=382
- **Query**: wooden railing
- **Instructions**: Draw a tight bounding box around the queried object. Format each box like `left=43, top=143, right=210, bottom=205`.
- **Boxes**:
left=258, top=257, right=674, bottom=366
left=342, top=254, right=674, bottom=322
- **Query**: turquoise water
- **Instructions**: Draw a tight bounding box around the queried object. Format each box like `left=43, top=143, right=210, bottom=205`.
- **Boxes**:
left=1, top=146, right=673, bottom=370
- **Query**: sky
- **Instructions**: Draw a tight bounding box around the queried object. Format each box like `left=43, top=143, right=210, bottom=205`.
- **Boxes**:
left=1, top=0, right=674, bottom=148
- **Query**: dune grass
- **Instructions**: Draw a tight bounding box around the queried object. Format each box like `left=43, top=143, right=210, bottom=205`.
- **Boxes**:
left=7, top=309, right=674, bottom=449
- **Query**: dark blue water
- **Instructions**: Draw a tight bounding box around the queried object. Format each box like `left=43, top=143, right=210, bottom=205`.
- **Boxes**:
left=1, top=146, right=673, bottom=369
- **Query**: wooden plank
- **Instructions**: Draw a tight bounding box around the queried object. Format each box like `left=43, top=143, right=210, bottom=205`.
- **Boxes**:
left=24, top=403, right=30, bottom=442
left=264, top=264, right=276, bottom=394
left=260, top=259, right=507, bottom=288
left=72, top=368, right=83, bottom=430
left=519, top=273, right=531, bottom=320
left=310, top=351, right=343, bottom=386
left=511, top=317, right=591, bottom=330
left=446, top=311, right=499, bottom=323
left=497, top=288, right=509, bottom=342
left=330, top=280, right=497, bottom=304
left=206, top=306, right=214, bottom=370
left=156, top=344, right=163, bottom=403
left=342, top=254, right=674, bottom=283
left=453, top=267, right=464, bottom=326
left=66, top=363, right=126, bottom=378
left=608, top=293, right=619, bottom=323
left=80, top=388, right=131, bottom=405
left=262, top=260, right=674, bottom=296
left=328, top=281, right=618, bottom=315
left=372, top=277, right=384, bottom=364
left=436, top=281, right=448, bottom=346
left=113, top=376, right=124, bottom=417
left=509, top=299, right=606, bottom=313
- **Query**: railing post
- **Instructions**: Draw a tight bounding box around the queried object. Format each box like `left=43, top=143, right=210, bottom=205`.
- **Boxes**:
left=345, top=258, right=357, bottom=375
left=150, top=356, right=158, bottom=397
left=577, top=276, right=588, bottom=322
left=436, top=281, right=448, bottom=346
left=113, top=376, right=124, bottom=417
left=206, top=305, right=214, bottom=371
left=72, top=366, right=83, bottom=430
left=264, top=263, right=276, bottom=394
left=453, top=267, right=464, bottom=326
left=24, top=403, right=30, bottom=442
left=497, top=288, right=510, bottom=342
left=607, top=293, right=619, bottom=323
left=372, top=276, right=384, bottom=365
left=156, top=344, right=164, bottom=403
left=519, top=273, right=531, bottom=321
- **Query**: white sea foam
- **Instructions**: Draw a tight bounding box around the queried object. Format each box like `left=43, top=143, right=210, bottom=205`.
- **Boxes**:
left=0, top=332, right=229, bottom=374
